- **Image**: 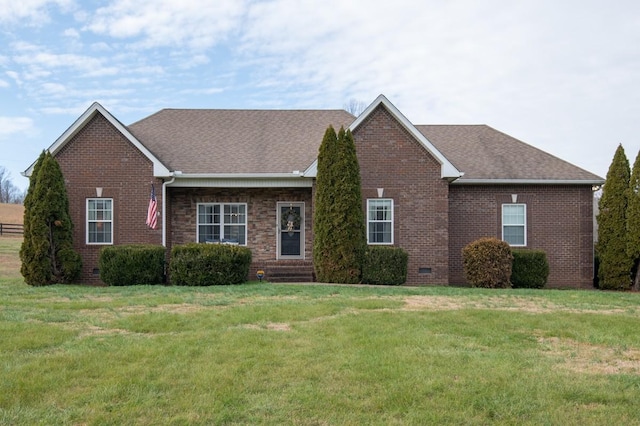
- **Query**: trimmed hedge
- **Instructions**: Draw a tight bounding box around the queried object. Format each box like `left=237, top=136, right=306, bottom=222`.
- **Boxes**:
left=170, top=243, right=252, bottom=286
left=462, top=237, right=513, bottom=288
left=362, top=246, right=408, bottom=285
left=511, top=249, right=549, bottom=289
left=99, top=244, right=165, bottom=286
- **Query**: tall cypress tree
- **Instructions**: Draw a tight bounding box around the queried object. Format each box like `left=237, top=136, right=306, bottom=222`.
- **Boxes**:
left=314, top=126, right=339, bottom=282
left=20, top=151, right=47, bottom=284
left=20, top=152, right=81, bottom=286
left=313, top=126, right=366, bottom=283
left=626, top=150, right=640, bottom=290
left=597, top=144, right=633, bottom=290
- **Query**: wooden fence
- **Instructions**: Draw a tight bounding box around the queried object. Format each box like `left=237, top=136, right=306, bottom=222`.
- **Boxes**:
left=0, top=223, right=23, bottom=236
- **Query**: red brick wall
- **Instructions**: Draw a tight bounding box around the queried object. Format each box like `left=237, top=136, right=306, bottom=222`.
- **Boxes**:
left=52, top=109, right=596, bottom=289
left=449, top=184, right=595, bottom=288
left=352, top=105, right=450, bottom=285
left=54, top=113, right=162, bottom=284
left=168, top=187, right=313, bottom=263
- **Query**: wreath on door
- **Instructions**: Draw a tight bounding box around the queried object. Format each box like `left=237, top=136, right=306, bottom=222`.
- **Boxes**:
left=281, top=206, right=301, bottom=235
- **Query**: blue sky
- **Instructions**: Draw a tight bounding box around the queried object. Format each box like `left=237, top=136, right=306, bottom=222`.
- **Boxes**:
left=1, top=0, right=639, bottom=191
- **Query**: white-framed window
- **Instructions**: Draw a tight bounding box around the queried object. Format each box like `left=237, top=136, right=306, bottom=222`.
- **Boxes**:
left=502, top=204, right=526, bottom=246
left=367, top=199, right=393, bottom=244
left=87, top=198, right=113, bottom=244
left=197, top=203, right=247, bottom=245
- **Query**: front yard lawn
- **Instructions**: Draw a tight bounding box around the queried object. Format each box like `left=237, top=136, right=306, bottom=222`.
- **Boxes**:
left=1, top=237, right=639, bottom=424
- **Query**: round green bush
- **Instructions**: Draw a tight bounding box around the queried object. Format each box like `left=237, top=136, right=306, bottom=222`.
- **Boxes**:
left=99, top=244, right=165, bottom=286
left=362, top=246, right=408, bottom=285
left=511, top=249, right=549, bottom=289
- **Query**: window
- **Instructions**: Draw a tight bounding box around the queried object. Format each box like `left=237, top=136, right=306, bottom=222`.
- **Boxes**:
left=87, top=198, right=113, bottom=244
left=502, top=204, right=526, bottom=246
left=367, top=199, right=393, bottom=244
left=197, top=203, right=247, bottom=245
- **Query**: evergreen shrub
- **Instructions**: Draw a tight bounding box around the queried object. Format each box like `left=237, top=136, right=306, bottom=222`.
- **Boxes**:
left=20, top=151, right=81, bottom=285
left=170, top=243, right=252, bottom=286
left=313, top=126, right=366, bottom=283
left=462, top=237, right=513, bottom=288
left=99, top=244, right=165, bottom=286
left=362, top=246, right=408, bottom=285
left=511, top=249, right=549, bottom=289
left=597, top=144, right=633, bottom=290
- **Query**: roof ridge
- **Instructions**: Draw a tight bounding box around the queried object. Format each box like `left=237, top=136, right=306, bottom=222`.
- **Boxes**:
left=416, top=124, right=488, bottom=127
left=147, top=107, right=353, bottom=113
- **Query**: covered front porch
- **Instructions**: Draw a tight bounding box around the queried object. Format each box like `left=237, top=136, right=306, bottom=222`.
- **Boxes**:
left=166, top=184, right=316, bottom=282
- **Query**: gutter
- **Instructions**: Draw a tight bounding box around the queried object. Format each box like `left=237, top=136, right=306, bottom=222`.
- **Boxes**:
left=451, top=178, right=605, bottom=186
left=171, top=172, right=305, bottom=179
left=166, top=171, right=313, bottom=188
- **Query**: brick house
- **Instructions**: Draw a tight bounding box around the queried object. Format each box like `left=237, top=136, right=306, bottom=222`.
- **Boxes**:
left=25, top=95, right=604, bottom=287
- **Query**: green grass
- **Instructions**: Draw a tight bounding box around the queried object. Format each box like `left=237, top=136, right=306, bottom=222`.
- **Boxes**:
left=2, top=237, right=640, bottom=424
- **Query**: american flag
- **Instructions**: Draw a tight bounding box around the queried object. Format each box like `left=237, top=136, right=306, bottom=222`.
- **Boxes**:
left=146, top=184, right=158, bottom=229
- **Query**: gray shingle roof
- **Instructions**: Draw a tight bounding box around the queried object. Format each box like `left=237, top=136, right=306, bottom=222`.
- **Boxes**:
left=416, top=124, right=604, bottom=182
left=126, top=107, right=602, bottom=183
left=128, top=109, right=355, bottom=174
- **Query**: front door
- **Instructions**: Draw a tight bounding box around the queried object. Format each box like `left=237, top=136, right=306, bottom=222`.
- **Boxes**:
left=278, top=202, right=304, bottom=259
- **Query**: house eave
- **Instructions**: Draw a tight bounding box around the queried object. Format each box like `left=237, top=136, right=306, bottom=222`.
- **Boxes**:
left=304, top=95, right=464, bottom=180
left=166, top=173, right=313, bottom=188
left=349, top=94, right=463, bottom=180
left=23, top=102, right=172, bottom=178
left=451, top=178, right=605, bottom=186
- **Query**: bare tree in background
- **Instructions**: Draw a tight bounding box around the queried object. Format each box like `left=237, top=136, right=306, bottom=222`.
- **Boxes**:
left=344, top=99, right=368, bottom=116
left=0, top=166, right=25, bottom=204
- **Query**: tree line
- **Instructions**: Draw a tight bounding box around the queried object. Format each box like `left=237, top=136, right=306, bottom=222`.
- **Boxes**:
left=597, top=144, right=640, bottom=290
left=0, top=166, right=26, bottom=204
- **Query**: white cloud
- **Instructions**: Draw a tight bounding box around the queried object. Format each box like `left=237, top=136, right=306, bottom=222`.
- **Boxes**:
left=39, top=105, right=91, bottom=115
left=234, top=0, right=640, bottom=123
left=238, top=1, right=539, bottom=110
left=0, top=0, right=74, bottom=25
left=40, top=82, right=67, bottom=96
left=5, top=70, right=22, bottom=86
left=13, top=51, right=118, bottom=76
left=179, top=54, right=210, bottom=70
left=112, top=77, right=150, bottom=86
left=0, top=116, right=34, bottom=139
left=63, top=27, right=80, bottom=38
left=180, top=87, right=225, bottom=96
left=85, top=0, right=247, bottom=50
left=0, top=79, right=9, bottom=88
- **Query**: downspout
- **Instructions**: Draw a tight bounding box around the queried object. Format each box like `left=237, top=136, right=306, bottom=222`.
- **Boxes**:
left=162, top=174, right=176, bottom=247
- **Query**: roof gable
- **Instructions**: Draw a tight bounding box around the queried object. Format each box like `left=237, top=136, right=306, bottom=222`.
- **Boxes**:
left=352, top=95, right=462, bottom=180
left=305, top=95, right=463, bottom=180
left=23, top=102, right=171, bottom=178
